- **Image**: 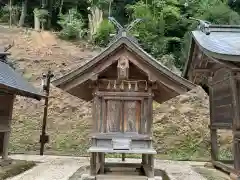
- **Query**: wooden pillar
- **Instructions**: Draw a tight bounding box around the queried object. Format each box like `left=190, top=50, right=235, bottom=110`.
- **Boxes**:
left=148, top=154, right=154, bottom=178
left=230, top=72, right=240, bottom=171
left=93, top=84, right=100, bottom=133
left=147, top=87, right=153, bottom=135
left=210, top=129, right=218, bottom=161
left=102, top=98, right=106, bottom=133
left=142, top=154, right=147, bottom=165
left=99, top=153, right=105, bottom=174
left=122, top=153, right=126, bottom=162
left=93, top=95, right=100, bottom=132
left=2, top=132, right=10, bottom=160
left=1, top=94, right=15, bottom=160
left=90, top=152, right=97, bottom=176
left=208, top=77, right=219, bottom=161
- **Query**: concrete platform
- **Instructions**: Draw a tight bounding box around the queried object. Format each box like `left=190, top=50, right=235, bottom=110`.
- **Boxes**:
left=7, top=155, right=207, bottom=180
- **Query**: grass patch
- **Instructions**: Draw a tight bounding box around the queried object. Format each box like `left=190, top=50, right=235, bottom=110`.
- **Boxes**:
left=162, top=135, right=210, bottom=161
left=219, top=147, right=233, bottom=161
left=0, top=160, right=35, bottom=179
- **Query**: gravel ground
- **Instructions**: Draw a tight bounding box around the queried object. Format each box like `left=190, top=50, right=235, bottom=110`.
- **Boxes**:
left=6, top=155, right=210, bottom=180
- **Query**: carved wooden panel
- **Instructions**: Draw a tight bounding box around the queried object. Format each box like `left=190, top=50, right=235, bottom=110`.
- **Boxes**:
left=117, top=56, right=129, bottom=80
left=123, top=100, right=141, bottom=133
left=106, top=100, right=122, bottom=132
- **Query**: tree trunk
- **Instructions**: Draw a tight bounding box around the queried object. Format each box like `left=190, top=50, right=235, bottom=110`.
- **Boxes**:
left=34, top=9, right=40, bottom=31
left=18, top=0, right=28, bottom=27
left=9, top=0, right=12, bottom=27
left=59, top=0, right=64, bottom=15
left=47, top=0, right=53, bottom=29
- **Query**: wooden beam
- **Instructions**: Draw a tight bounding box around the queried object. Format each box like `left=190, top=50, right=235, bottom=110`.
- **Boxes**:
left=212, top=160, right=239, bottom=175
left=96, top=91, right=152, bottom=97
left=193, top=69, right=211, bottom=73
left=209, top=123, right=232, bottom=130
left=206, top=55, right=239, bottom=70
left=105, top=162, right=142, bottom=168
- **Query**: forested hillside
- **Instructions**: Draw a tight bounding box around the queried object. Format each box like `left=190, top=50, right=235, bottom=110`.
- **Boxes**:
left=1, top=0, right=240, bottom=70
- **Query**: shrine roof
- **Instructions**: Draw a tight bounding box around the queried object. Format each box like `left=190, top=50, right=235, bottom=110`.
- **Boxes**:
left=0, top=56, right=44, bottom=100
left=52, top=34, right=196, bottom=102
left=183, top=25, right=240, bottom=78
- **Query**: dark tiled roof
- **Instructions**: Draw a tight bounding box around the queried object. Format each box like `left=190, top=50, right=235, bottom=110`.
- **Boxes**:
left=192, top=25, right=240, bottom=56
left=182, top=25, right=240, bottom=78
left=0, top=60, right=44, bottom=100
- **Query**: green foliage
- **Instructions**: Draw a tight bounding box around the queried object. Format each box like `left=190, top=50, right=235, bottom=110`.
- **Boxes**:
left=58, top=8, right=86, bottom=40
left=128, top=0, right=240, bottom=70
left=167, top=135, right=210, bottom=161
left=0, top=4, right=21, bottom=24
left=201, top=3, right=240, bottom=24
left=0, top=160, right=35, bottom=180
left=127, top=1, right=184, bottom=68
left=219, top=147, right=233, bottom=160
left=93, top=19, right=115, bottom=46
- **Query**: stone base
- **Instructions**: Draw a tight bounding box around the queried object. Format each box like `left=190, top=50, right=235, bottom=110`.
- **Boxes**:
left=81, top=174, right=96, bottom=180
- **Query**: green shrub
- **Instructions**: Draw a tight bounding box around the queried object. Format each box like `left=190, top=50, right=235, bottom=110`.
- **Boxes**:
left=58, top=8, right=86, bottom=40
left=201, top=3, right=240, bottom=25
left=93, top=19, right=116, bottom=47
left=0, top=5, right=21, bottom=25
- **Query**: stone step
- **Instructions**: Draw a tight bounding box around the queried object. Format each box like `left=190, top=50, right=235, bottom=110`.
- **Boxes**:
left=96, top=175, right=148, bottom=180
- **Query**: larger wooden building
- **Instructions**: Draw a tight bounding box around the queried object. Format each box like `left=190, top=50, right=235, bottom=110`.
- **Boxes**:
left=0, top=51, right=43, bottom=161
left=183, top=24, right=240, bottom=178
left=53, top=28, right=195, bottom=179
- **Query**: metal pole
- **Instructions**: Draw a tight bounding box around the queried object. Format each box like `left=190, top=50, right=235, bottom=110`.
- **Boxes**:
left=40, top=70, right=53, bottom=155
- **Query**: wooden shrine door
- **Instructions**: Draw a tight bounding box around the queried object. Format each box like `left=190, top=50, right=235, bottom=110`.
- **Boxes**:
left=106, top=100, right=141, bottom=133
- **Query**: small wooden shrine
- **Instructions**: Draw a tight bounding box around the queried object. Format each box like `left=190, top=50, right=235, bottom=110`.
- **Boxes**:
left=0, top=50, right=43, bottom=161
left=53, top=18, right=195, bottom=179
left=183, top=22, right=240, bottom=179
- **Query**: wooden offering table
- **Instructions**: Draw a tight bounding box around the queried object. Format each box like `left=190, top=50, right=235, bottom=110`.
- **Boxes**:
left=89, top=132, right=156, bottom=177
